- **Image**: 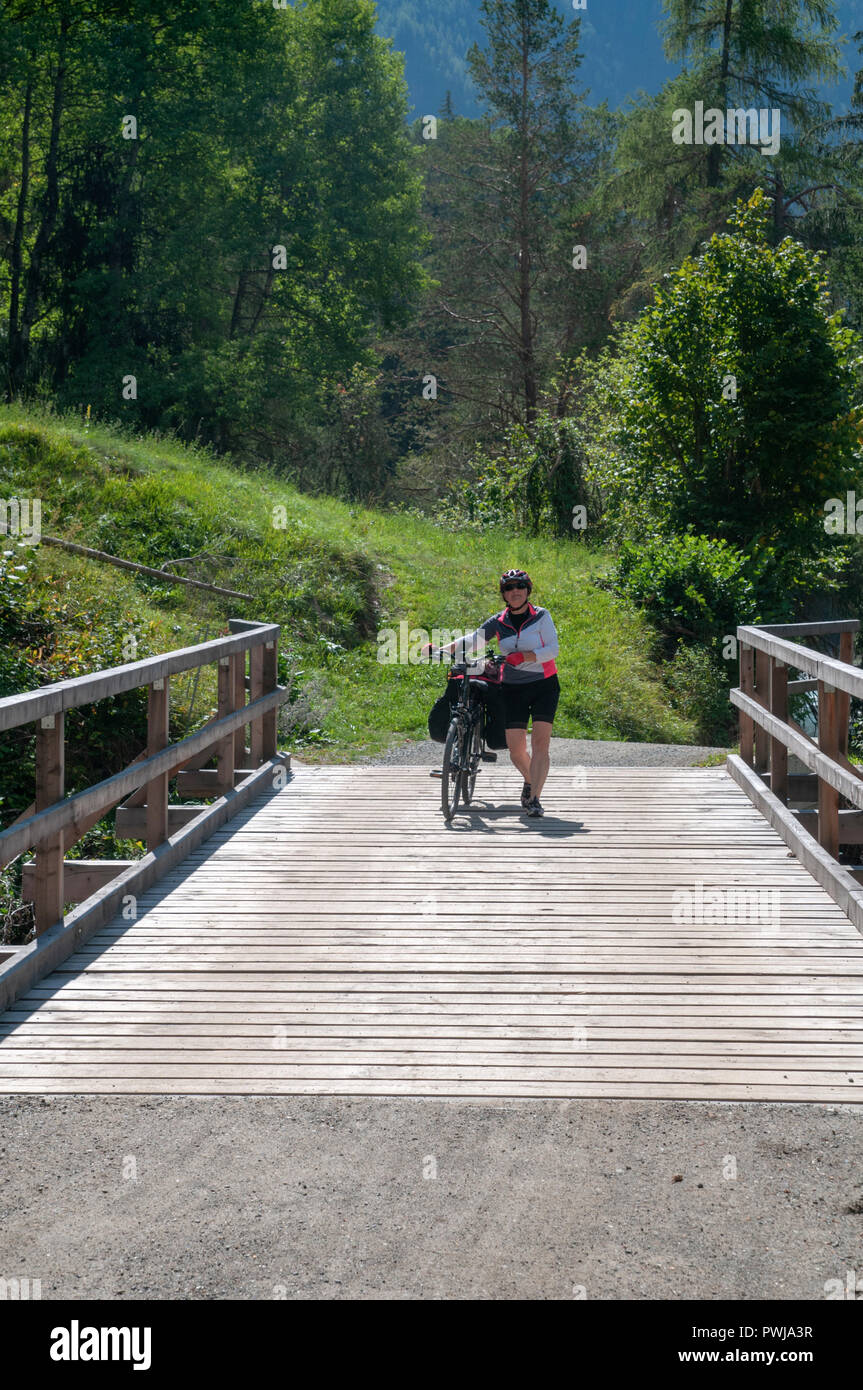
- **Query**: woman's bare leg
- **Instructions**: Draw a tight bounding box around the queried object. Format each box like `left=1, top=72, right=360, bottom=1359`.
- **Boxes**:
left=505, top=728, right=531, bottom=782
left=528, top=721, right=553, bottom=799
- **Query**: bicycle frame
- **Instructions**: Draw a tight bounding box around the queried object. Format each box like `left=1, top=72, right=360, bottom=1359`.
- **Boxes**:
left=439, top=653, right=504, bottom=819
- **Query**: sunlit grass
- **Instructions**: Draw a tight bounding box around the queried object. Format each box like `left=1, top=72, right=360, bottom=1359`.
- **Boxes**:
left=0, top=401, right=696, bottom=753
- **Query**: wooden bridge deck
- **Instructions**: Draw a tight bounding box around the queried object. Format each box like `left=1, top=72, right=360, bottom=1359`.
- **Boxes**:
left=1, top=765, right=863, bottom=1101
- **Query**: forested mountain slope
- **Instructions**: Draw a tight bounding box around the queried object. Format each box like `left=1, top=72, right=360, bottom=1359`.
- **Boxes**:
left=376, top=0, right=863, bottom=115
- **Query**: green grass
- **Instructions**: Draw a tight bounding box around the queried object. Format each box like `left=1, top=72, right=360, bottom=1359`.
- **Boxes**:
left=0, top=400, right=697, bottom=758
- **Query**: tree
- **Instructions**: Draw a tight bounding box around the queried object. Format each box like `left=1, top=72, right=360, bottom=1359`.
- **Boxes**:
left=794, top=30, right=863, bottom=329
left=601, top=0, right=847, bottom=289
left=418, top=0, right=590, bottom=428
left=662, top=0, right=843, bottom=188
left=0, top=0, right=428, bottom=491
left=592, top=191, right=861, bottom=560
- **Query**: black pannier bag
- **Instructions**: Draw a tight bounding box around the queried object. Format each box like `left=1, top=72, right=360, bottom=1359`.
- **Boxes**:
left=427, top=672, right=507, bottom=750
left=428, top=690, right=454, bottom=743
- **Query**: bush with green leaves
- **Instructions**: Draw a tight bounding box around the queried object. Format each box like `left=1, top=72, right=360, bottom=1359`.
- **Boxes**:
left=440, top=411, right=602, bottom=536
left=611, top=530, right=760, bottom=648
left=664, top=642, right=737, bottom=746
left=591, top=190, right=863, bottom=558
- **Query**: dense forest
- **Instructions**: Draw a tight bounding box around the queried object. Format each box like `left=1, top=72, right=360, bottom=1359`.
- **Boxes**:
left=3, top=0, right=863, bottom=737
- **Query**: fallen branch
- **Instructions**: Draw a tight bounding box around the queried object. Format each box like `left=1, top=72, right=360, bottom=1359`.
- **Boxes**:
left=21, top=533, right=255, bottom=601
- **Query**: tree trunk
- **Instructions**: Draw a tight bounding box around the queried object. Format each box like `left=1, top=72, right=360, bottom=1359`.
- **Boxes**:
left=229, top=270, right=249, bottom=339
left=707, top=0, right=734, bottom=188
left=108, top=96, right=142, bottom=283
left=518, top=18, right=537, bottom=425
left=6, top=75, right=33, bottom=398
left=248, top=265, right=275, bottom=337
left=19, top=7, right=70, bottom=371
left=772, top=169, right=784, bottom=242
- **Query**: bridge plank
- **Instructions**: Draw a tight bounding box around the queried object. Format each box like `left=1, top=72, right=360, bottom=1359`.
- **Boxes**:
left=0, top=1079, right=860, bottom=1100
left=3, top=1021, right=862, bottom=1040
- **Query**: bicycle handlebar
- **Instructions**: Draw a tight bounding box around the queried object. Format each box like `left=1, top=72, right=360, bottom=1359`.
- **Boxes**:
left=448, top=652, right=507, bottom=675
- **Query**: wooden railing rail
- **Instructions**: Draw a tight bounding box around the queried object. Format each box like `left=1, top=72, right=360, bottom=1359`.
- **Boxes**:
left=0, top=618, right=287, bottom=935
left=731, top=620, right=861, bottom=864
left=0, top=621, right=279, bottom=732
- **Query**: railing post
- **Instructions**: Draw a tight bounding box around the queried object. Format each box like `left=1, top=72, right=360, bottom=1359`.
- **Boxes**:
left=232, top=649, right=246, bottom=768
left=261, top=638, right=278, bottom=761
left=770, top=660, right=788, bottom=804
left=146, top=677, right=170, bottom=850
left=34, top=712, right=65, bottom=935
left=818, top=680, right=840, bottom=858
left=216, top=656, right=234, bottom=794
left=837, top=630, right=854, bottom=759
left=754, top=647, right=770, bottom=773
left=249, top=643, right=264, bottom=766
left=739, top=643, right=755, bottom=767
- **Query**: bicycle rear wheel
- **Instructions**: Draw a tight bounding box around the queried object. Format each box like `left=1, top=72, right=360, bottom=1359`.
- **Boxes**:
left=441, top=718, right=463, bottom=820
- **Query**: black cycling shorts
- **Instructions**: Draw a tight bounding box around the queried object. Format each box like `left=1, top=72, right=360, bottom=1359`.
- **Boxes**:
left=502, top=674, right=560, bottom=730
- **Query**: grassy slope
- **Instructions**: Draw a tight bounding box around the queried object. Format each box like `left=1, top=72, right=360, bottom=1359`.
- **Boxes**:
left=0, top=402, right=696, bottom=758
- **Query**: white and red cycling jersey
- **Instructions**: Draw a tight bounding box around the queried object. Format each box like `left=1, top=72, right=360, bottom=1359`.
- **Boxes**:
left=460, top=604, right=559, bottom=685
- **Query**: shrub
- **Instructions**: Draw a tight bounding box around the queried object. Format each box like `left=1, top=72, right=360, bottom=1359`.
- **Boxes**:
left=665, top=642, right=737, bottom=746
left=611, top=530, right=760, bottom=647
left=592, top=191, right=863, bottom=556
left=440, top=411, right=603, bottom=537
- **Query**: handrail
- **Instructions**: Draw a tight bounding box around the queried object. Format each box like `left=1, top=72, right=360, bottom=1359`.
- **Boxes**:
left=736, top=622, right=863, bottom=701
left=0, top=621, right=280, bottom=732
left=759, top=619, right=860, bottom=636
left=0, top=687, right=283, bottom=870
left=732, top=619, right=860, bottom=865
left=0, top=617, right=288, bottom=934
left=731, top=691, right=863, bottom=807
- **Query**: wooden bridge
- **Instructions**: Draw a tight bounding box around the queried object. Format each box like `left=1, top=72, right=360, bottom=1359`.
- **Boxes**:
left=1, top=620, right=863, bottom=1101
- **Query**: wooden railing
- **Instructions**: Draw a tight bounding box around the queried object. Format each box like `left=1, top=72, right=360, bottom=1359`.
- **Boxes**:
left=0, top=618, right=286, bottom=935
left=731, top=620, right=862, bottom=864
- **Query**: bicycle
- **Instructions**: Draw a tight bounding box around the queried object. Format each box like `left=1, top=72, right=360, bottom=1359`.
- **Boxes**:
left=435, top=651, right=506, bottom=821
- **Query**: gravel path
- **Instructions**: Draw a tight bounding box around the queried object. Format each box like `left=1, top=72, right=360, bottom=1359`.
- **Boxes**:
left=0, top=1095, right=860, bottom=1300
left=330, top=738, right=730, bottom=767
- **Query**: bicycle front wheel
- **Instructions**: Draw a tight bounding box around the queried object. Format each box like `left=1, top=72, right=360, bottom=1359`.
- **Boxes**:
left=461, top=714, right=481, bottom=805
left=441, top=718, right=463, bottom=820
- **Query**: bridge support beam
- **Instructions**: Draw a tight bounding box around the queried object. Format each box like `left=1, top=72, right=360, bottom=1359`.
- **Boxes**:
left=754, top=648, right=770, bottom=772
left=261, top=639, right=278, bottom=761
left=769, top=660, right=788, bottom=804
left=738, top=644, right=754, bottom=767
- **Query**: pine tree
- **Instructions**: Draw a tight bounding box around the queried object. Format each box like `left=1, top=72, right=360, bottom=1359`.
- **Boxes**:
left=428, top=0, right=587, bottom=427
left=662, top=0, right=844, bottom=189
left=602, top=0, right=848, bottom=291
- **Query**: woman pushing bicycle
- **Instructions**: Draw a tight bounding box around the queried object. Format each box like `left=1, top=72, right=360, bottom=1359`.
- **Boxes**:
left=423, top=569, right=560, bottom=817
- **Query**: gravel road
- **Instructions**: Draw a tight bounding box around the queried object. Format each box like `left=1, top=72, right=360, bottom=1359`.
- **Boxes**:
left=305, top=738, right=731, bottom=768
left=0, top=1095, right=860, bottom=1300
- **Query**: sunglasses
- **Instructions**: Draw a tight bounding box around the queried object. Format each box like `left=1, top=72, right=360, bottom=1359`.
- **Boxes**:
left=503, top=583, right=527, bottom=592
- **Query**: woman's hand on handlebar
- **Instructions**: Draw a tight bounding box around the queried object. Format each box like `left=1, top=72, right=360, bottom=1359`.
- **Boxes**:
left=505, top=651, right=537, bottom=665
